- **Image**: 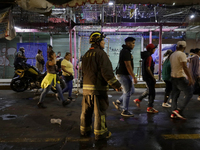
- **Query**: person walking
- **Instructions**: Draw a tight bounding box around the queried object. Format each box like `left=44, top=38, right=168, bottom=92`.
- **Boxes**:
left=61, top=52, right=74, bottom=101
left=112, top=37, right=137, bottom=117
left=80, top=31, right=121, bottom=140
left=133, top=44, right=158, bottom=113
left=35, top=49, right=45, bottom=72
left=188, top=48, right=200, bottom=100
left=170, top=41, right=194, bottom=119
left=161, top=50, right=173, bottom=107
left=37, top=50, right=70, bottom=108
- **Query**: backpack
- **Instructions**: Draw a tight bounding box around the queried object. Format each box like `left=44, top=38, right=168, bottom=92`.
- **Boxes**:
left=162, top=59, right=171, bottom=81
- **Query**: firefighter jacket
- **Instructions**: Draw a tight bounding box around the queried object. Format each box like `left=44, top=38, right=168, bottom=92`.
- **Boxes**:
left=82, top=44, right=121, bottom=95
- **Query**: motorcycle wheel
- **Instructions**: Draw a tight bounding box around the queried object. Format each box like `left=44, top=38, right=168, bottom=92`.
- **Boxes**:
left=51, top=78, right=66, bottom=93
left=10, top=78, right=28, bottom=92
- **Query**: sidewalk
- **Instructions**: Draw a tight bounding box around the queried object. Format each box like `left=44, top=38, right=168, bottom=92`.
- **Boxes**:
left=0, top=79, right=166, bottom=90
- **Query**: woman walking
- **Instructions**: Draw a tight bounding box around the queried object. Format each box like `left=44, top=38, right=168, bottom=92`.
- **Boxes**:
left=37, top=50, right=70, bottom=108
left=61, top=52, right=74, bottom=101
left=162, top=51, right=173, bottom=107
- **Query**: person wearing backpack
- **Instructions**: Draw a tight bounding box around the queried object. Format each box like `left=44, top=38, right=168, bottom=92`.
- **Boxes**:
left=162, top=50, right=173, bottom=107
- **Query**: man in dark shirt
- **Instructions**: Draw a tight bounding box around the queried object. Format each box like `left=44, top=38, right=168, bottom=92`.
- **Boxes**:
left=133, top=44, right=158, bottom=113
left=113, top=37, right=137, bottom=117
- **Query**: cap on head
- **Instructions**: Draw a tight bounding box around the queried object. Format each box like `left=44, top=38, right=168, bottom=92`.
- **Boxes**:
left=146, top=44, right=157, bottom=51
left=125, top=37, right=136, bottom=42
left=89, top=31, right=106, bottom=44
left=177, top=41, right=186, bottom=48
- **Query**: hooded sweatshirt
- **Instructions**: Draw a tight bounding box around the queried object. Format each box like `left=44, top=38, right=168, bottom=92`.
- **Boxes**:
left=188, top=54, right=199, bottom=80
left=141, top=51, right=154, bottom=81
left=116, top=44, right=134, bottom=75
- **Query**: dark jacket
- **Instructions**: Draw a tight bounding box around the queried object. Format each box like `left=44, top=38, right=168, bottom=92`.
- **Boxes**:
left=141, top=51, right=154, bottom=81
left=82, top=44, right=121, bottom=95
left=116, top=45, right=134, bottom=75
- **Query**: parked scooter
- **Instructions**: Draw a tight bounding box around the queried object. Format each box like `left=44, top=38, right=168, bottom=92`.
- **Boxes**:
left=10, top=60, right=65, bottom=92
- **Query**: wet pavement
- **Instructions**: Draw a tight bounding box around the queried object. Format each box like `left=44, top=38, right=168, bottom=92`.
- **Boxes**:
left=0, top=89, right=200, bottom=150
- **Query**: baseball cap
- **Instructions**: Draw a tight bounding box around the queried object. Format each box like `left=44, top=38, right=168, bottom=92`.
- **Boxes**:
left=146, top=44, right=157, bottom=51
left=177, top=41, right=186, bottom=47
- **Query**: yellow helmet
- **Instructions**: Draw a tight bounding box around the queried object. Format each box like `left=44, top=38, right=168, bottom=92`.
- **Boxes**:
left=89, top=31, right=106, bottom=44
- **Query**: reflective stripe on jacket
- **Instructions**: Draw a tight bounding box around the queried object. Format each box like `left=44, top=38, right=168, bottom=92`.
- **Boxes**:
left=82, top=44, right=121, bottom=95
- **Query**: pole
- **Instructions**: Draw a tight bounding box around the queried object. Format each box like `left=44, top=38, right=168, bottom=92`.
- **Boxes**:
left=158, top=26, right=162, bottom=80
left=149, top=31, right=152, bottom=44
left=73, top=29, right=77, bottom=78
left=69, top=29, right=72, bottom=62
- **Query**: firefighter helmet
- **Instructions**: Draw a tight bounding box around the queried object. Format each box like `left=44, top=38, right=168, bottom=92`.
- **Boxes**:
left=89, top=31, right=106, bottom=44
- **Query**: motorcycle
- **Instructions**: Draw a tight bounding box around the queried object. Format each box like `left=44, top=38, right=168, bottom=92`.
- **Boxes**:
left=10, top=60, right=66, bottom=92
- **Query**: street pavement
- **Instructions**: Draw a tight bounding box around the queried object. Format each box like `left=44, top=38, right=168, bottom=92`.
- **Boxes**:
left=0, top=88, right=200, bottom=150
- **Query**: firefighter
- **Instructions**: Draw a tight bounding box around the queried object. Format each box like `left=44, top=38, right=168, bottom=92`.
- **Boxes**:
left=80, top=31, right=122, bottom=140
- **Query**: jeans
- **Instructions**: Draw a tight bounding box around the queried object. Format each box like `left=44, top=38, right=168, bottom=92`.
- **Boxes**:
left=62, top=76, right=73, bottom=97
left=138, top=79, right=155, bottom=107
left=39, top=79, right=64, bottom=103
left=171, top=77, right=193, bottom=111
left=117, top=74, right=135, bottom=111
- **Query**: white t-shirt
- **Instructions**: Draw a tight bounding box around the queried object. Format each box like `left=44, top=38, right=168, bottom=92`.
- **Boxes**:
left=170, top=51, right=187, bottom=78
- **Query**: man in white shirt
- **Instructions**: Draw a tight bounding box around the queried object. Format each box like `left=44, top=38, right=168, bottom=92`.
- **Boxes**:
left=170, top=41, right=194, bottom=120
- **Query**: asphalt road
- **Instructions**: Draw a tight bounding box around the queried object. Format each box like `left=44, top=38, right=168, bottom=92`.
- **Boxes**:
left=0, top=88, right=200, bottom=150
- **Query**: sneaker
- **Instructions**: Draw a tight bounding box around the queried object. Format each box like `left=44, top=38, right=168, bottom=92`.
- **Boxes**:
left=133, top=99, right=141, bottom=108
left=147, top=107, right=158, bottom=113
left=112, top=101, right=121, bottom=111
left=169, top=99, right=172, bottom=103
left=121, top=110, right=134, bottom=117
left=172, top=110, right=186, bottom=120
left=197, top=96, right=200, bottom=101
left=170, top=113, right=177, bottom=119
left=162, top=103, right=171, bottom=108
left=62, top=100, right=71, bottom=106
left=116, top=100, right=121, bottom=105
left=68, top=97, right=75, bottom=101
left=55, top=93, right=60, bottom=101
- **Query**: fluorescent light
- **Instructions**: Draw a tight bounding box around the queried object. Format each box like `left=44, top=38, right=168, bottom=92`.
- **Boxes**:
left=14, top=26, right=21, bottom=30
left=173, top=3, right=175, bottom=5
left=190, top=26, right=199, bottom=30
left=108, top=2, right=113, bottom=6
left=190, top=15, right=195, bottom=19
